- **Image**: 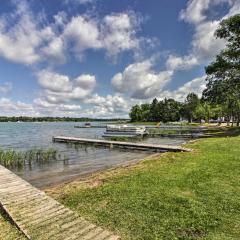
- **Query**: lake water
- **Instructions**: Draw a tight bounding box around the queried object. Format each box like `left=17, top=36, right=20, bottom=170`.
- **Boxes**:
left=0, top=122, right=186, bottom=188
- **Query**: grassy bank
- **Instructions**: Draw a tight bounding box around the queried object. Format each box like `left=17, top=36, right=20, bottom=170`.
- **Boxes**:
left=0, top=208, right=26, bottom=240
left=47, top=128, right=240, bottom=239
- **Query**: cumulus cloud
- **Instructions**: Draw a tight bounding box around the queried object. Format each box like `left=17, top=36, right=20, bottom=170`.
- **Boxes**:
left=63, top=16, right=102, bottom=57
left=84, top=93, right=132, bottom=118
left=37, top=69, right=96, bottom=106
left=0, top=1, right=41, bottom=64
left=0, top=97, right=37, bottom=116
left=180, top=0, right=212, bottom=24
left=34, top=98, right=81, bottom=111
left=171, top=0, right=240, bottom=71
left=166, top=55, right=198, bottom=71
left=0, top=0, right=150, bottom=65
left=0, top=82, right=12, bottom=94
left=112, top=59, right=173, bottom=99
left=0, top=96, right=83, bottom=117
left=160, top=76, right=206, bottom=101
left=38, top=70, right=72, bottom=92
left=64, top=0, right=97, bottom=5
left=42, top=37, right=66, bottom=63
left=101, top=12, right=141, bottom=58
left=62, top=11, right=144, bottom=60
left=75, top=74, right=96, bottom=90
left=0, top=1, right=63, bottom=65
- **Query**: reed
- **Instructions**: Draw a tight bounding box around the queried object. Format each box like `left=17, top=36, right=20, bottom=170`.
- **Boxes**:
left=0, top=148, right=65, bottom=168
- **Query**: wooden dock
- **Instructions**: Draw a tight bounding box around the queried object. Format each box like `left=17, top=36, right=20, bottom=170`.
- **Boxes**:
left=0, top=165, right=120, bottom=240
left=53, top=136, right=191, bottom=152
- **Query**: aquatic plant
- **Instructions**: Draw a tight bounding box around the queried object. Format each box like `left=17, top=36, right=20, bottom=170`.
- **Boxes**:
left=0, top=148, right=66, bottom=168
left=106, top=136, right=143, bottom=142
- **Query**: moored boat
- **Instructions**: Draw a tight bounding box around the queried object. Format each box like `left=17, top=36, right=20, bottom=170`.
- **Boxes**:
left=102, top=125, right=147, bottom=138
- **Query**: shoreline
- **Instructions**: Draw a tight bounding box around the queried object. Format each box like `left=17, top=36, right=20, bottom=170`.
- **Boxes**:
left=43, top=152, right=162, bottom=191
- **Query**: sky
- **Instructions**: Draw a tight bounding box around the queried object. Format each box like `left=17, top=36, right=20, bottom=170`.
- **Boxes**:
left=0, top=0, right=239, bottom=118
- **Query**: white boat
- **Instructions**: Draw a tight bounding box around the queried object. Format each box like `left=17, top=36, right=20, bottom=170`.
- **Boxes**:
left=102, top=125, right=147, bottom=138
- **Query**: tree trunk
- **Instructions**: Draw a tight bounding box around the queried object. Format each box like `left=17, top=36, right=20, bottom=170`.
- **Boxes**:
left=237, top=115, right=240, bottom=127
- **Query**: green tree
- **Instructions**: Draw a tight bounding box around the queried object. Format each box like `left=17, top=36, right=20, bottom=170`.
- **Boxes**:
left=195, top=104, right=205, bottom=124
left=182, top=93, right=200, bottom=123
left=129, top=105, right=143, bottom=122
left=149, top=98, right=159, bottom=122
left=140, top=103, right=150, bottom=122
left=161, top=98, right=181, bottom=123
left=203, top=14, right=240, bottom=126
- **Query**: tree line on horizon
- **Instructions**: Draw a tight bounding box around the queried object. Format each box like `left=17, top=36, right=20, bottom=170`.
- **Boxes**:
left=0, top=116, right=127, bottom=122
left=129, top=14, right=240, bottom=126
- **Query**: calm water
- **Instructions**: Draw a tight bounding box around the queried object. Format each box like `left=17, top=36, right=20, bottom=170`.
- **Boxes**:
left=0, top=122, right=186, bottom=188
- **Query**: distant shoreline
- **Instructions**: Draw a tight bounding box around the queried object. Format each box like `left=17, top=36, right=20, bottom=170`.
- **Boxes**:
left=0, top=117, right=129, bottom=123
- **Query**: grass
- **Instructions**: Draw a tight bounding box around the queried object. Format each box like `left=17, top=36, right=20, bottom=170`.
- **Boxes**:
left=0, top=208, right=26, bottom=240
left=47, top=127, right=240, bottom=240
left=0, top=148, right=66, bottom=168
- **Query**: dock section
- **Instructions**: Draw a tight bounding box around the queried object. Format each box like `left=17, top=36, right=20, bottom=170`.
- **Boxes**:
left=0, top=165, right=119, bottom=240
left=53, top=136, right=191, bottom=152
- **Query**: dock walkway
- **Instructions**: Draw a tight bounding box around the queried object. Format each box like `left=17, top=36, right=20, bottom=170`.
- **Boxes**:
left=53, top=136, right=191, bottom=152
left=0, top=165, right=119, bottom=240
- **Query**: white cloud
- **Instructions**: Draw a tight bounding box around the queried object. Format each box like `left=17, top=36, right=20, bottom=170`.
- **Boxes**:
left=0, top=97, right=82, bottom=117
left=63, top=11, right=144, bottom=60
left=75, top=74, right=96, bottom=90
left=180, top=0, right=233, bottom=24
left=0, top=82, right=12, bottom=94
left=84, top=93, right=132, bottom=118
left=166, top=55, right=198, bottom=71
left=112, top=59, right=173, bottom=99
left=0, top=1, right=149, bottom=65
left=160, top=76, right=206, bottom=101
left=64, top=0, right=97, bottom=5
left=101, top=12, right=140, bottom=58
left=0, top=2, right=41, bottom=64
left=180, top=0, right=211, bottom=24
left=37, top=70, right=96, bottom=106
left=63, top=16, right=102, bottom=56
left=38, top=70, right=72, bottom=92
left=42, top=37, right=66, bottom=63
left=0, top=1, right=65, bottom=65
left=192, top=20, right=226, bottom=61
left=34, top=98, right=81, bottom=111
left=0, top=97, right=37, bottom=116
left=172, top=0, right=240, bottom=71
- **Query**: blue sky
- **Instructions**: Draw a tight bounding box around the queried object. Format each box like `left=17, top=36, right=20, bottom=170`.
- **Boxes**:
left=0, top=0, right=239, bottom=117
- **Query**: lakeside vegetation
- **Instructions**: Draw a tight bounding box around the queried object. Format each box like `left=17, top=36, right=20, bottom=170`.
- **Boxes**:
left=0, top=116, right=128, bottom=122
left=130, top=14, right=240, bottom=126
left=0, top=148, right=66, bottom=168
left=47, top=127, right=240, bottom=239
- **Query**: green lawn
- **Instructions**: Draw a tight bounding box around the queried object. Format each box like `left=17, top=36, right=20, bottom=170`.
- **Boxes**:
left=0, top=208, right=26, bottom=240
left=48, top=129, right=240, bottom=240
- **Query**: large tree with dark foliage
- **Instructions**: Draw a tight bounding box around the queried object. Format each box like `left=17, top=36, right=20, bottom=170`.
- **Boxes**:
left=203, top=14, right=240, bottom=125
left=181, top=93, right=200, bottom=123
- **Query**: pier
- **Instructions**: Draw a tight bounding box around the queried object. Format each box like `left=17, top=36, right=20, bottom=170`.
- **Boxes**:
left=53, top=136, right=191, bottom=152
left=0, top=165, right=119, bottom=240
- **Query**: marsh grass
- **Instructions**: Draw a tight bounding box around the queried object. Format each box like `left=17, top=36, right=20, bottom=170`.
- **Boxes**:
left=105, top=136, right=144, bottom=142
left=0, top=148, right=66, bottom=168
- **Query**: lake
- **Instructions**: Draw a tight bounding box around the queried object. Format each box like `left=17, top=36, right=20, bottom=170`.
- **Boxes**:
left=0, top=122, right=186, bottom=188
